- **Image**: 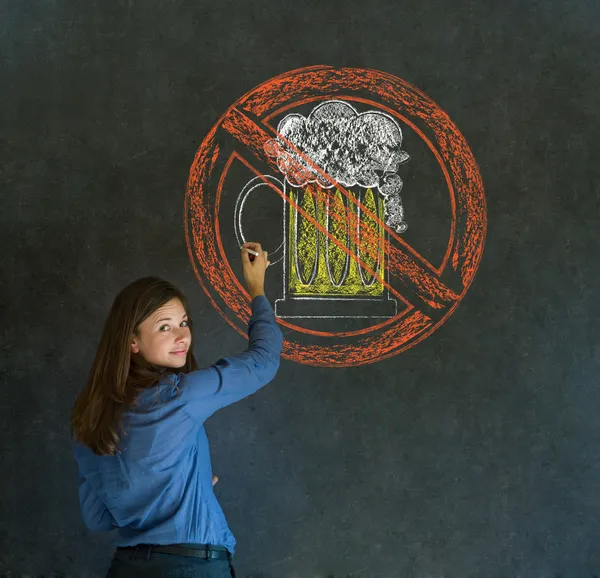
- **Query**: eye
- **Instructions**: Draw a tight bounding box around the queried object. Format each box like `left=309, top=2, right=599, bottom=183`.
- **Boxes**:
left=181, top=320, right=189, bottom=327
left=159, top=325, right=170, bottom=332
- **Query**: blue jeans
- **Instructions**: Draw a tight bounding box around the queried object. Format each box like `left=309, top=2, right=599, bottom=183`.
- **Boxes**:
left=105, top=547, right=236, bottom=578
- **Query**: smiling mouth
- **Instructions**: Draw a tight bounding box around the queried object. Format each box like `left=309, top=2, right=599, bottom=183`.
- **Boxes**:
left=170, top=350, right=187, bottom=355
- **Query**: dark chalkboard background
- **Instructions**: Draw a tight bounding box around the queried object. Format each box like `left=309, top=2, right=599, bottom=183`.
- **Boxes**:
left=2, top=1, right=600, bottom=576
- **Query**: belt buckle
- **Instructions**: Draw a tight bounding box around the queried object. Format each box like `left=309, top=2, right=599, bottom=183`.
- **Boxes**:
left=203, top=547, right=213, bottom=560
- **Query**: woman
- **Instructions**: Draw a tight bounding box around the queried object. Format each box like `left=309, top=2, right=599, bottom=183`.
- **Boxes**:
left=70, top=243, right=282, bottom=578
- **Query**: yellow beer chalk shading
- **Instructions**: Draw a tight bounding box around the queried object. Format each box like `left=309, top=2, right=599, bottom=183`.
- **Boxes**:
left=357, top=188, right=381, bottom=286
left=288, top=186, right=385, bottom=296
left=327, top=189, right=349, bottom=286
left=295, top=185, right=318, bottom=284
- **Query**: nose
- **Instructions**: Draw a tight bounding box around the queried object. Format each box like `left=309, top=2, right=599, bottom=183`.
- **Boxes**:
left=174, top=326, right=189, bottom=344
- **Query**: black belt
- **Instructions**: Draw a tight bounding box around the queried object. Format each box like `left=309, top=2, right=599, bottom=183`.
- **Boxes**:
left=117, top=543, right=231, bottom=560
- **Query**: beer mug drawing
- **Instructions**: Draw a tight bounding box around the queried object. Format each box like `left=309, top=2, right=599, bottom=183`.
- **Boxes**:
left=235, top=100, right=410, bottom=318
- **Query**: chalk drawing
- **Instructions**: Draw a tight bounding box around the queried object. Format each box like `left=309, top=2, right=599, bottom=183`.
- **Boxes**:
left=234, top=174, right=285, bottom=265
left=186, top=66, right=487, bottom=366
left=235, top=100, right=408, bottom=318
left=265, top=100, right=409, bottom=233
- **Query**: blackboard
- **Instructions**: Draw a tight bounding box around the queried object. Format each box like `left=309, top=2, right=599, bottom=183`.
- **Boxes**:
left=2, top=0, right=600, bottom=576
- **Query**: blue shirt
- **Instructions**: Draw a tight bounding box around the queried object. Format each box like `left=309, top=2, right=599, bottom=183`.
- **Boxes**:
left=72, top=295, right=282, bottom=553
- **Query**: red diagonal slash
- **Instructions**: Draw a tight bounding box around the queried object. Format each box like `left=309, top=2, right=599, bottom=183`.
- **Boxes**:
left=222, top=106, right=459, bottom=311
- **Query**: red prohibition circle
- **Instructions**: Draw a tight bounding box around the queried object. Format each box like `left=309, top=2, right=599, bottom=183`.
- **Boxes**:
left=185, top=66, right=487, bottom=367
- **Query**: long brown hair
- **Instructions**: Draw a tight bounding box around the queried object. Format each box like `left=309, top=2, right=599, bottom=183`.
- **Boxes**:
left=70, top=277, right=199, bottom=456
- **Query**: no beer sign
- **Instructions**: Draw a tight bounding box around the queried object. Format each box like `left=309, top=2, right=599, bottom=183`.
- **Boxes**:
left=185, top=66, right=487, bottom=366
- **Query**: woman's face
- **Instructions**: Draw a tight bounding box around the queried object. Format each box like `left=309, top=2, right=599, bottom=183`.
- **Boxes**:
left=131, top=297, right=191, bottom=369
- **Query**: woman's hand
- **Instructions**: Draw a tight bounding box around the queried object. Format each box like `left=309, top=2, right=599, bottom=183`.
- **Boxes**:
left=241, top=242, right=270, bottom=299
left=212, top=474, right=218, bottom=487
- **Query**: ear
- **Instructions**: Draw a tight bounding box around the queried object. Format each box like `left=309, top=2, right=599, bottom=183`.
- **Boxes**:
left=131, top=338, right=140, bottom=354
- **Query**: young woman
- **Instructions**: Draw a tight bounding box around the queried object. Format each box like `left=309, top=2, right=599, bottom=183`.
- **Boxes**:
left=70, top=243, right=282, bottom=578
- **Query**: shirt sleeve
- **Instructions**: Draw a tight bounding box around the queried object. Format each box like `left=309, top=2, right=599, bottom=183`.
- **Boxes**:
left=178, top=294, right=283, bottom=424
left=77, top=471, right=117, bottom=532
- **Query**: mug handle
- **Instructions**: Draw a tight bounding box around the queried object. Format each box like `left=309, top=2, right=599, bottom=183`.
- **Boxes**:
left=234, top=175, right=284, bottom=265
